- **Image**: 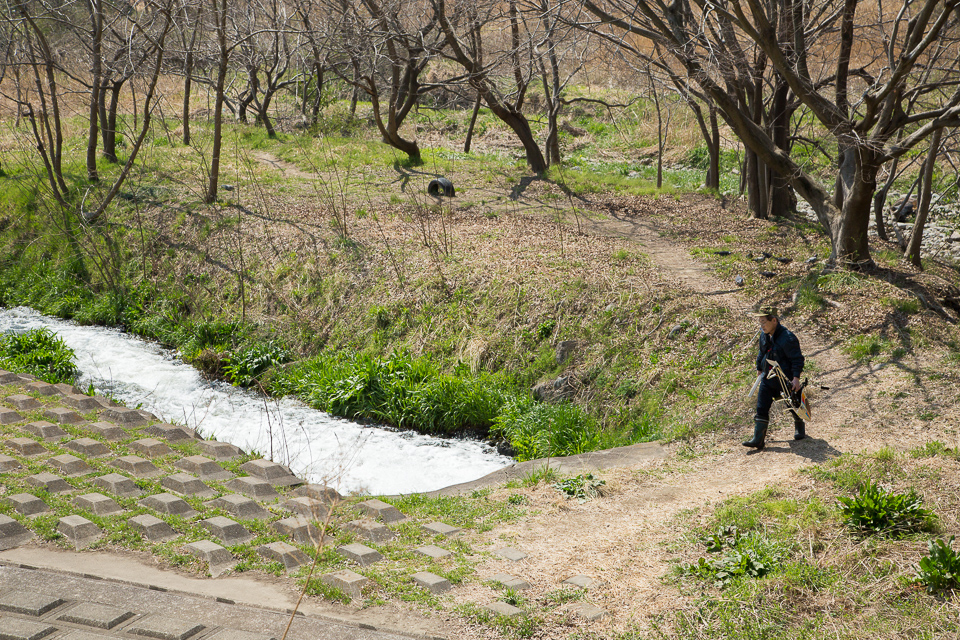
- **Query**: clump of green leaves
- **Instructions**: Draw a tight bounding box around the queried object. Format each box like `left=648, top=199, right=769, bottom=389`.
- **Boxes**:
left=837, top=481, right=936, bottom=537
left=224, top=339, right=290, bottom=387
left=493, top=399, right=602, bottom=461
left=0, top=327, right=78, bottom=383
left=553, top=473, right=605, bottom=503
left=681, top=526, right=770, bottom=587
left=914, top=536, right=960, bottom=593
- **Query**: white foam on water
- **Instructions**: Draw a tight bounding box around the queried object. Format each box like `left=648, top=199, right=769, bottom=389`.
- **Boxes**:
left=0, top=307, right=512, bottom=495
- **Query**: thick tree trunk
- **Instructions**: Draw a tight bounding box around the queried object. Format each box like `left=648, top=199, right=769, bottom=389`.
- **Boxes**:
left=369, top=90, right=421, bottom=161
left=489, top=102, right=547, bottom=173
left=746, top=148, right=766, bottom=218
left=767, top=80, right=793, bottom=217
left=833, top=148, right=878, bottom=268
left=706, top=107, right=720, bottom=191
left=238, top=67, right=258, bottom=124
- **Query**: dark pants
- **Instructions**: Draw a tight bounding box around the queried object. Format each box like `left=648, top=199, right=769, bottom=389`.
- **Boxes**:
left=756, top=383, right=804, bottom=427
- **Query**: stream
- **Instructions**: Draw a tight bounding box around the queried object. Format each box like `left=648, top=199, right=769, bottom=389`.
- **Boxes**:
left=0, top=307, right=513, bottom=495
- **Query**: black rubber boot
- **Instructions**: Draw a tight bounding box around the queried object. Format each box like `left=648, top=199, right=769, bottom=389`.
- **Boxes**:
left=743, top=418, right=768, bottom=450
left=793, top=416, right=807, bottom=441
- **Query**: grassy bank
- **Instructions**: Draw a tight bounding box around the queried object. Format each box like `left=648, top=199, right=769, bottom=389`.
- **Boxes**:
left=0, top=96, right=773, bottom=459
left=653, top=447, right=960, bottom=639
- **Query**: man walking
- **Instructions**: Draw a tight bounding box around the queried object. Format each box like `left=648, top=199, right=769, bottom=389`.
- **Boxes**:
left=744, top=305, right=806, bottom=450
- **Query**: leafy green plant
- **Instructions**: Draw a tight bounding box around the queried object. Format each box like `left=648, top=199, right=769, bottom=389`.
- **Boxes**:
left=837, top=481, right=936, bottom=537
left=553, top=473, right=606, bottom=503
left=224, top=340, right=291, bottom=387
left=681, top=527, right=770, bottom=587
left=0, top=327, right=79, bottom=383
left=493, top=399, right=602, bottom=461
left=914, top=536, right=960, bottom=593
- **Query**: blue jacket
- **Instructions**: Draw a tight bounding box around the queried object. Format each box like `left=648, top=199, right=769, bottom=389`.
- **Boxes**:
left=757, top=323, right=804, bottom=385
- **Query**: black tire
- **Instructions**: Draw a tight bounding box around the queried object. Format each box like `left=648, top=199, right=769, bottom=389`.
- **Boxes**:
left=427, top=177, right=455, bottom=197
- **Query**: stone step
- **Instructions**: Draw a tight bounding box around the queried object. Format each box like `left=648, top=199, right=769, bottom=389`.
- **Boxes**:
left=58, top=515, right=102, bottom=549
left=147, top=423, right=200, bottom=442
left=337, top=542, right=383, bottom=567
left=273, top=516, right=322, bottom=545
left=412, top=572, right=452, bottom=594
left=111, top=455, right=162, bottom=478
left=0, top=408, right=23, bottom=424
left=355, top=499, right=405, bottom=523
left=139, top=493, right=199, bottom=519
left=83, top=421, right=128, bottom=441
left=93, top=473, right=144, bottom=498
left=176, top=455, right=233, bottom=481
left=258, top=541, right=309, bottom=570
left=56, top=601, right=135, bottom=629
left=5, top=394, right=40, bottom=411
left=47, top=453, right=93, bottom=477
left=99, top=407, right=147, bottom=426
left=61, top=394, right=103, bottom=412
left=225, top=477, right=279, bottom=501
left=160, top=473, right=217, bottom=498
left=320, top=569, right=369, bottom=600
left=4, top=494, right=50, bottom=517
left=200, top=516, right=253, bottom=546
left=0, top=514, right=35, bottom=550
left=184, top=540, right=235, bottom=578
left=66, top=438, right=111, bottom=458
left=25, top=381, right=60, bottom=397
left=344, top=518, right=394, bottom=543
left=23, top=421, right=68, bottom=441
left=129, top=438, right=174, bottom=458
left=73, top=492, right=123, bottom=516
left=42, top=407, right=83, bottom=425
left=4, top=437, right=46, bottom=456
left=238, top=459, right=302, bottom=487
left=198, top=440, right=244, bottom=460
left=205, top=494, right=272, bottom=521
left=129, top=513, right=179, bottom=542
left=24, top=472, right=72, bottom=494
left=0, top=453, right=22, bottom=472
left=489, top=573, right=530, bottom=590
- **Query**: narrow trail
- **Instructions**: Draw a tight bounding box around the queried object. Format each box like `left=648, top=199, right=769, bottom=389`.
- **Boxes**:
left=249, top=152, right=944, bottom=634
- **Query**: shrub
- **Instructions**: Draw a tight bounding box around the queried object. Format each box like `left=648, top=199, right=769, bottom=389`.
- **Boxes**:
left=270, top=350, right=511, bottom=436
left=492, top=398, right=602, bottom=461
left=914, top=536, right=960, bottom=593
left=837, top=481, right=936, bottom=537
left=0, top=327, right=79, bottom=383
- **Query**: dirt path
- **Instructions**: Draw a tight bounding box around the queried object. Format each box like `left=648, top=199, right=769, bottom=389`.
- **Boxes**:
left=438, top=200, right=945, bottom=638
left=248, top=153, right=935, bottom=636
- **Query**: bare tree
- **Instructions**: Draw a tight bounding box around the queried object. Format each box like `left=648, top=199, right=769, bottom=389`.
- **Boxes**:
left=582, top=0, right=960, bottom=268
left=322, top=0, right=445, bottom=162
left=232, top=0, right=299, bottom=138
left=432, top=0, right=549, bottom=172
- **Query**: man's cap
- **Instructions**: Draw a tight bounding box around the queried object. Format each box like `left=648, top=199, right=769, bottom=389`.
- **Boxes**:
left=750, top=304, right=778, bottom=317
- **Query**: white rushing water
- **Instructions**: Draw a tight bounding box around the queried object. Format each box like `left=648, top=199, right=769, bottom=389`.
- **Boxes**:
left=0, top=307, right=512, bottom=495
